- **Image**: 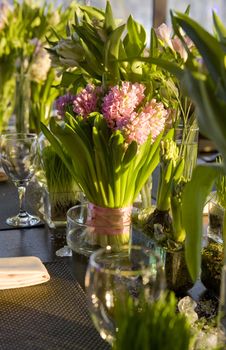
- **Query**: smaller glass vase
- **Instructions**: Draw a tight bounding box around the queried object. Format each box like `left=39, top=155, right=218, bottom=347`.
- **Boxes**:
left=175, top=125, right=199, bottom=180
left=43, top=189, right=84, bottom=228
left=207, top=192, right=224, bottom=244
left=66, top=203, right=132, bottom=256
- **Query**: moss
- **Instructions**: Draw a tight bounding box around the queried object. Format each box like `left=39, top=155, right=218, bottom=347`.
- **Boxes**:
left=201, top=242, right=223, bottom=296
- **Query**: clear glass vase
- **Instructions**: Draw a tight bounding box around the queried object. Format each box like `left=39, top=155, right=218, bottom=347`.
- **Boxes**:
left=207, top=192, right=224, bottom=244
left=37, top=132, right=83, bottom=228
left=43, top=189, right=84, bottom=228
left=66, top=203, right=132, bottom=256
left=175, top=125, right=199, bottom=181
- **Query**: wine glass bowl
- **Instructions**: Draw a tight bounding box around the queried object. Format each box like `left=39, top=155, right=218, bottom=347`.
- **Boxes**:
left=85, top=245, right=165, bottom=345
left=0, top=133, right=40, bottom=227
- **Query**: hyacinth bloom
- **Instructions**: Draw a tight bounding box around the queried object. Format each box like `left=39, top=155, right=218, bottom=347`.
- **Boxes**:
left=73, top=84, right=100, bottom=117
left=122, top=99, right=168, bottom=145
left=102, top=81, right=145, bottom=128
left=55, top=93, right=76, bottom=118
left=29, top=40, right=51, bottom=83
left=56, top=82, right=168, bottom=145
left=0, top=2, right=12, bottom=30
left=154, top=23, right=194, bottom=61
left=102, top=82, right=168, bottom=145
left=154, top=23, right=174, bottom=50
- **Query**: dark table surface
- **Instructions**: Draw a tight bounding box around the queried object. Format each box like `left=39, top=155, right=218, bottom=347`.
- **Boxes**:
left=0, top=173, right=213, bottom=350
left=0, top=179, right=109, bottom=350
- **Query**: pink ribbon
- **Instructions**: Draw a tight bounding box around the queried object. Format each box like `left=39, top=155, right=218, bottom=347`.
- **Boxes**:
left=86, top=203, right=132, bottom=236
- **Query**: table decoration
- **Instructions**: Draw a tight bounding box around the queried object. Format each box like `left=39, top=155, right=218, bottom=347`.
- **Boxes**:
left=42, top=1, right=172, bottom=252
left=113, top=12, right=199, bottom=294
left=85, top=245, right=165, bottom=345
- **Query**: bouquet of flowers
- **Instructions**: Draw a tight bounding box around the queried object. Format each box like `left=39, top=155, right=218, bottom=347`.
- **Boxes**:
left=42, top=1, right=171, bottom=249
left=0, top=0, right=75, bottom=133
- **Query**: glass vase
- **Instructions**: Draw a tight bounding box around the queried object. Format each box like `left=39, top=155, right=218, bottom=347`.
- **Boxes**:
left=37, top=132, right=83, bottom=228
left=43, top=189, right=84, bottom=228
left=66, top=203, right=132, bottom=256
left=207, top=192, right=224, bottom=244
left=132, top=233, right=193, bottom=296
left=85, top=245, right=165, bottom=345
left=175, top=125, right=199, bottom=181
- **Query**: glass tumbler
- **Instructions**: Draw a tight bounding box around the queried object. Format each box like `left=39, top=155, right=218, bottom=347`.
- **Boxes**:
left=85, top=245, right=165, bottom=345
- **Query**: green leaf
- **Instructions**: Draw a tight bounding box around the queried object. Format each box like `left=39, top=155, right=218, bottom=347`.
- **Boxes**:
left=174, top=12, right=226, bottom=87
left=119, top=56, right=184, bottom=80
left=49, top=118, right=99, bottom=200
left=133, top=134, right=162, bottom=201
left=212, top=11, right=226, bottom=43
left=92, top=126, right=108, bottom=206
left=122, top=141, right=137, bottom=167
left=40, top=122, right=75, bottom=177
left=74, top=23, right=103, bottom=55
left=182, top=70, right=226, bottom=162
left=104, top=24, right=126, bottom=81
left=184, top=5, right=191, bottom=15
left=60, top=71, right=83, bottom=88
left=182, top=164, right=222, bottom=281
left=80, top=38, right=103, bottom=75
left=124, top=15, right=146, bottom=57
left=150, top=28, right=158, bottom=57
left=79, top=5, right=105, bottom=21
left=173, top=159, right=185, bottom=181
left=104, top=0, right=116, bottom=33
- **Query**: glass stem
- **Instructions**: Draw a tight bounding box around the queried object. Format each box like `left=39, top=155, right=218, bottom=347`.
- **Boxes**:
left=18, top=186, right=27, bottom=217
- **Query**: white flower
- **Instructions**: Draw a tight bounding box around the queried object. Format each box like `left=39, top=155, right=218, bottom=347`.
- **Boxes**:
left=0, top=1, right=12, bottom=30
left=155, top=23, right=194, bottom=62
left=154, top=23, right=173, bottom=50
left=172, top=36, right=188, bottom=61
left=29, top=43, right=51, bottom=83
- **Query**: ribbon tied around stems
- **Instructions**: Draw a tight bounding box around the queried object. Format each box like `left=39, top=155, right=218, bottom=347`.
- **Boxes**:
left=86, top=203, right=132, bottom=236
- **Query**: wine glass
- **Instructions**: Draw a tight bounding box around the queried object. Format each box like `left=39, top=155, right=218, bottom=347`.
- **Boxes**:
left=85, top=245, right=165, bottom=345
left=0, top=133, right=41, bottom=227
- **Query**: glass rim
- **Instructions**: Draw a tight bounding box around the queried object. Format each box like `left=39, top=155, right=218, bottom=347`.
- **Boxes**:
left=88, top=245, right=163, bottom=276
left=1, top=133, right=37, bottom=140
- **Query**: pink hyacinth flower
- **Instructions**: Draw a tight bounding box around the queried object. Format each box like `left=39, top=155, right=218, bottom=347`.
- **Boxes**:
left=122, top=99, right=168, bottom=145
left=73, top=84, right=99, bottom=117
left=102, top=82, right=145, bottom=128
